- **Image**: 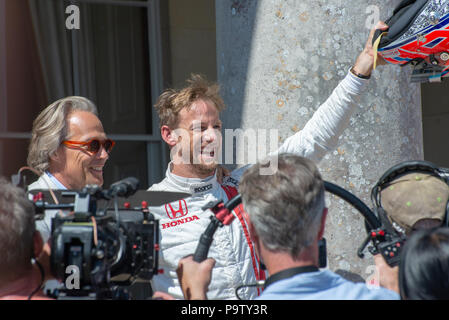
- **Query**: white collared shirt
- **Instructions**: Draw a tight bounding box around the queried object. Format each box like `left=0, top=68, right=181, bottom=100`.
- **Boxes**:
left=44, top=171, right=68, bottom=190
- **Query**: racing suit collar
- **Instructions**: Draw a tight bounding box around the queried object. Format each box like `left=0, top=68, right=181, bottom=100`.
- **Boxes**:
left=166, top=162, right=219, bottom=196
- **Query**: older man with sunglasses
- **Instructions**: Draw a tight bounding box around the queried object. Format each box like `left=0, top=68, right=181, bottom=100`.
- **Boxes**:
left=27, top=96, right=114, bottom=240
left=25, top=96, right=114, bottom=293
left=28, top=96, right=113, bottom=191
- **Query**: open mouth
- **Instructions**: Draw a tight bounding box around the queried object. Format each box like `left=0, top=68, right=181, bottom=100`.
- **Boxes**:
left=201, top=149, right=215, bottom=157
left=199, top=149, right=216, bottom=162
left=206, top=150, right=215, bottom=157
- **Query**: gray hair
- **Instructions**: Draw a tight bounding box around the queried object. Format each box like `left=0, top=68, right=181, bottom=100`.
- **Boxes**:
left=27, top=96, right=98, bottom=174
left=239, top=153, right=325, bottom=258
left=0, top=178, right=36, bottom=271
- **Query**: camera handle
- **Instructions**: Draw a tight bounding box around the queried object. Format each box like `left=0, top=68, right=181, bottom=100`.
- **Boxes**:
left=193, top=218, right=222, bottom=262
left=323, top=181, right=380, bottom=230
left=193, top=195, right=242, bottom=262
left=324, top=181, right=405, bottom=267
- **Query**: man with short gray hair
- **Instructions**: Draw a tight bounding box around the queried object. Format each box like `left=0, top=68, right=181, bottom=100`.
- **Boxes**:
left=177, top=154, right=399, bottom=300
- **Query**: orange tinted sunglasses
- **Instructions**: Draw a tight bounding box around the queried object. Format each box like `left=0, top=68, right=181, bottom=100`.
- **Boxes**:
left=62, top=138, right=115, bottom=154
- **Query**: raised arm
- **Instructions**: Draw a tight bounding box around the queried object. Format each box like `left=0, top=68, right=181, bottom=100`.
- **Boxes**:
left=275, top=21, right=388, bottom=163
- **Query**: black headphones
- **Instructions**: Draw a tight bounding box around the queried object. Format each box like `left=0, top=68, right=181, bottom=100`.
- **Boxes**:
left=371, top=160, right=449, bottom=232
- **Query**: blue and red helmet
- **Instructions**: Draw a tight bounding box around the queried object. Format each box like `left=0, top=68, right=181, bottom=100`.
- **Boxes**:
left=374, top=0, right=449, bottom=82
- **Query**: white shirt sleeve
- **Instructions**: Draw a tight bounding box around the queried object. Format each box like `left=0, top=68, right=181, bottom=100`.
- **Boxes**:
left=273, top=70, right=369, bottom=163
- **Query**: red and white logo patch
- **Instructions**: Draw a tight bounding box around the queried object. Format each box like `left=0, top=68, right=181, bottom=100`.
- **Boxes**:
left=165, top=199, right=188, bottom=219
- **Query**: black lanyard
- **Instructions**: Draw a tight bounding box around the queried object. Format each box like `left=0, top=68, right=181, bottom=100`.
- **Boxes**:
left=263, top=265, right=319, bottom=290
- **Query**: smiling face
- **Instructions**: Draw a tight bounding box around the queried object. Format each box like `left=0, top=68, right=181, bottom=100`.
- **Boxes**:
left=170, top=98, right=222, bottom=178
left=49, top=111, right=109, bottom=189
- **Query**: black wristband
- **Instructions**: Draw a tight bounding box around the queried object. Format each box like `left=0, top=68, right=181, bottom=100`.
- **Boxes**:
left=350, top=66, right=371, bottom=79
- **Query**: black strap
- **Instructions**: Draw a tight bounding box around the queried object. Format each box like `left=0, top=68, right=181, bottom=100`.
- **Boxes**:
left=263, top=265, right=319, bottom=290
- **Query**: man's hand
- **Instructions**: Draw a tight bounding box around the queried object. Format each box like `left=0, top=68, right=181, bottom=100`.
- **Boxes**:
left=373, top=254, right=399, bottom=294
left=152, top=291, right=176, bottom=300
left=176, top=255, right=215, bottom=300
left=353, top=21, right=389, bottom=76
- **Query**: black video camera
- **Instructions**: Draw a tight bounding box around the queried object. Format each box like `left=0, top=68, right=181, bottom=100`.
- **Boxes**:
left=31, top=177, right=159, bottom=299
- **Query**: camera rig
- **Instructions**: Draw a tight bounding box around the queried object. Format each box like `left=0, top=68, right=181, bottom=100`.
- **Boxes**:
left=29, top=177, right=188, bottom=299
left=193, top=180, right=405, bottom=271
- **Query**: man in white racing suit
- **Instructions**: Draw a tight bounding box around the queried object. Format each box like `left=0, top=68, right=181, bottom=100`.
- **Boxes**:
left=149, top=22, right=389, bottom=300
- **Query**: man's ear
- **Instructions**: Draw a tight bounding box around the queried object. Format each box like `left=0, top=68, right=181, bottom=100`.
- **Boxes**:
left=49, top=151, right=59, bottom=163
left=317, top=208, right=328, bottom=241
left=49, top=146, right=64, bottom=164
left=247, top=217, right=259, bottom=244
left=248, top=216, right=266, bottom=267
left=33, top=231, right=44, bottom=259
left=161, top=125, right=178, bottom=147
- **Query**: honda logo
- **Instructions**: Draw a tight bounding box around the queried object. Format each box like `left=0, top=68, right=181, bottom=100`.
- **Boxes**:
left=165, top=200, right=188, bottom=219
